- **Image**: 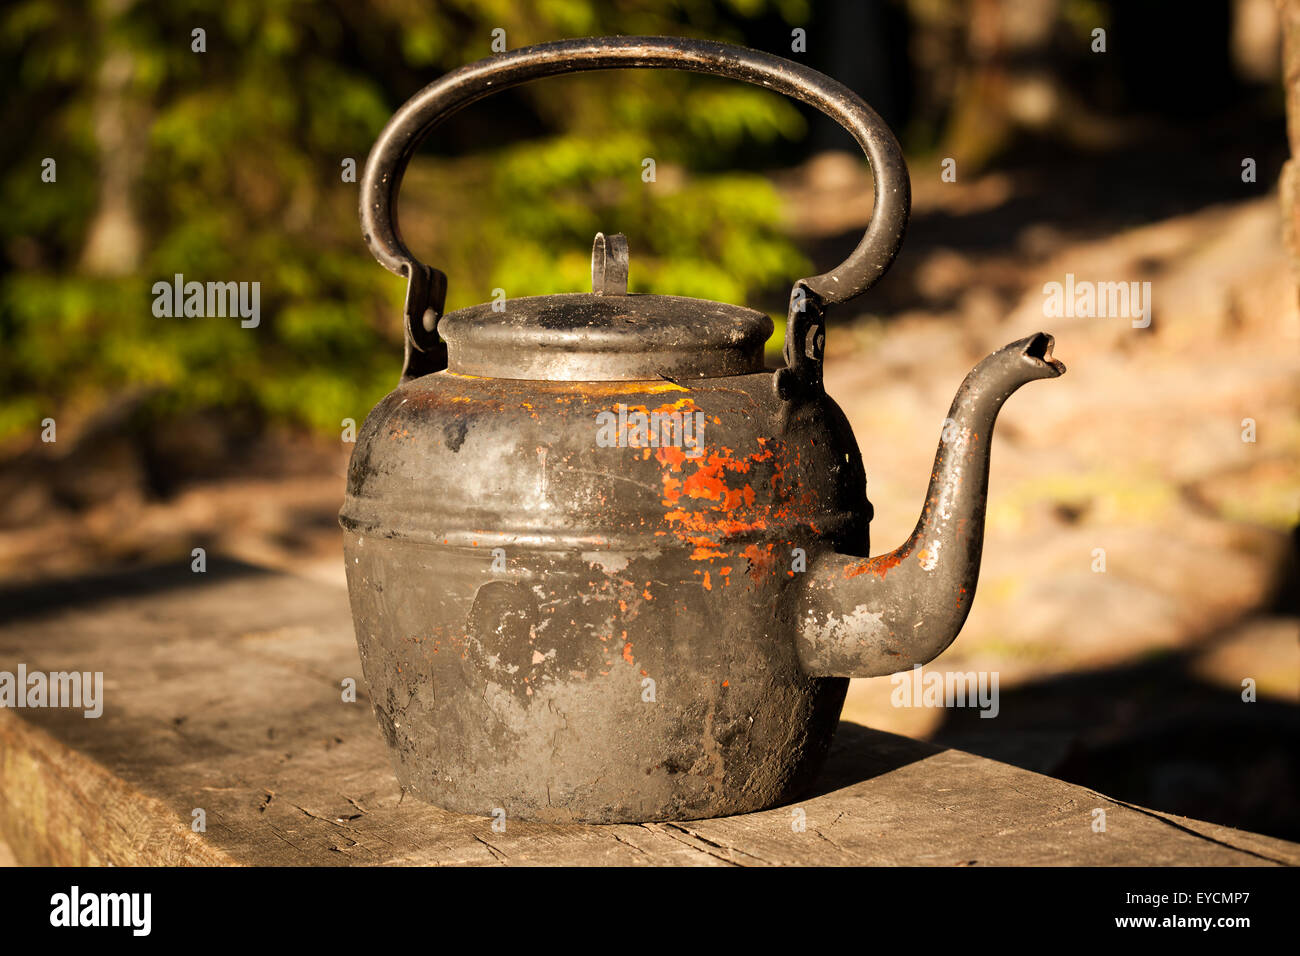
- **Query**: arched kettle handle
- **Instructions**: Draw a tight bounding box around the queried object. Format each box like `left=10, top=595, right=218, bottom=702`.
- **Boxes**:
left=360, top=35, right=911, bottom=384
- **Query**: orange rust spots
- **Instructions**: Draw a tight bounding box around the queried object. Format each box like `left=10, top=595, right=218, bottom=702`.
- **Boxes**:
left=640, top=669, right=648, bottom=677
left=622, top=642, right=635, bottom=664
left=657, top=445, right=689, bottom=472
left=619, top=600, right=628, bottom=612
left=701, top=571, right=712, bottom=591
left=722, top=680, right=729, bottom=688
left=740, top=543, right=777, bottom=580
left=445, top=372, right=689, bottom=402
left=651, top=431, right=823, bottom=559
left=619, top=397, right=700, bottom=421
left=689, top=544, right=726, bottom=561
left=587, top=381, right=689, bottom=395
left=668, top=509, right=767, bottom=538
left=845, top=550, right=905, bottom=578
left=642, top=588, right=653, bottom=600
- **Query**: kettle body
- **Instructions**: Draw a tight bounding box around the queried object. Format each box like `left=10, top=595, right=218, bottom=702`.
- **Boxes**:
left=343, top=368, right=864, bottom=822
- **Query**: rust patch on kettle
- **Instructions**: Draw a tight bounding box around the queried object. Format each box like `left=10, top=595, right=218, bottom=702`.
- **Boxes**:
left=653, top=437, right=822, bottom=571
left=844, top=550, right=906, bottom=579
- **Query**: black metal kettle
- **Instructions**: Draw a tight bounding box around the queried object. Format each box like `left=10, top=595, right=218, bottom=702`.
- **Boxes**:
left=341, top=36, right=1065, bottom=823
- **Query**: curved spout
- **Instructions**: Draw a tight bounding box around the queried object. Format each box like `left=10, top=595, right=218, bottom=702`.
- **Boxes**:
left=795, top=332, right=1065, bottom=677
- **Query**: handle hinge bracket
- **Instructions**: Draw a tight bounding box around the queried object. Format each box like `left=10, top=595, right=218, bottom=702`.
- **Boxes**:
left=774, top=282, right=825, bottom=401
left=399, top=262, right=449, bottom=383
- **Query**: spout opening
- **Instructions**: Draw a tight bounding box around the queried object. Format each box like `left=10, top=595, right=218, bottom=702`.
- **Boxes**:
left=1023, top=332, right=1066, bottom=376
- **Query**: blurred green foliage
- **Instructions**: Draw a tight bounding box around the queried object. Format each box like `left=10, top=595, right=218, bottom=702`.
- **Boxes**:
left=0, top=0, right=810, bottom=439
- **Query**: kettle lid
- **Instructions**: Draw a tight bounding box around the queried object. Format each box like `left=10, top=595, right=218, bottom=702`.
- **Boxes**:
left=438, top=234, right=772, bottom=382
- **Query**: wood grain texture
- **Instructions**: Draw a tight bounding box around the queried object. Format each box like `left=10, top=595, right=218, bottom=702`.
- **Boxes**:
left=0, top=559, right=1295, bottom=866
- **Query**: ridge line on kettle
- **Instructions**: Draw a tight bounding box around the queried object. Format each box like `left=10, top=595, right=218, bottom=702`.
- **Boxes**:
left=341, top=36, right=1067, bottom=824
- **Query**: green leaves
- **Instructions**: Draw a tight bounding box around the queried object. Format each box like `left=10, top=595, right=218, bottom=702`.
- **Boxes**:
left=1, top=0, right=807, bottom=443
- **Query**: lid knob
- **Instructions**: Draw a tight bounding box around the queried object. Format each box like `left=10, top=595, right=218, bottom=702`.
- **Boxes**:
left=591, top=232, right=629, bottom=296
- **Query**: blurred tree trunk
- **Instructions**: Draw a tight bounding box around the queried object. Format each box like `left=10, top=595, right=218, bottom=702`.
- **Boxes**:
left=942, top=0, right=1062, bottom=169
left=1281, top=0, right=1300, bottom=298
left=814, top=0, right=910, bottom=147
left=79, top=0, right=144, bottom=277
left=1235, top=0, right=1283, bottom=80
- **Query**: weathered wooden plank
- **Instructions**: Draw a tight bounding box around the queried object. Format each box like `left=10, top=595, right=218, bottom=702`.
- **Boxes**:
left=0, top=560, right=1295, bottom=866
